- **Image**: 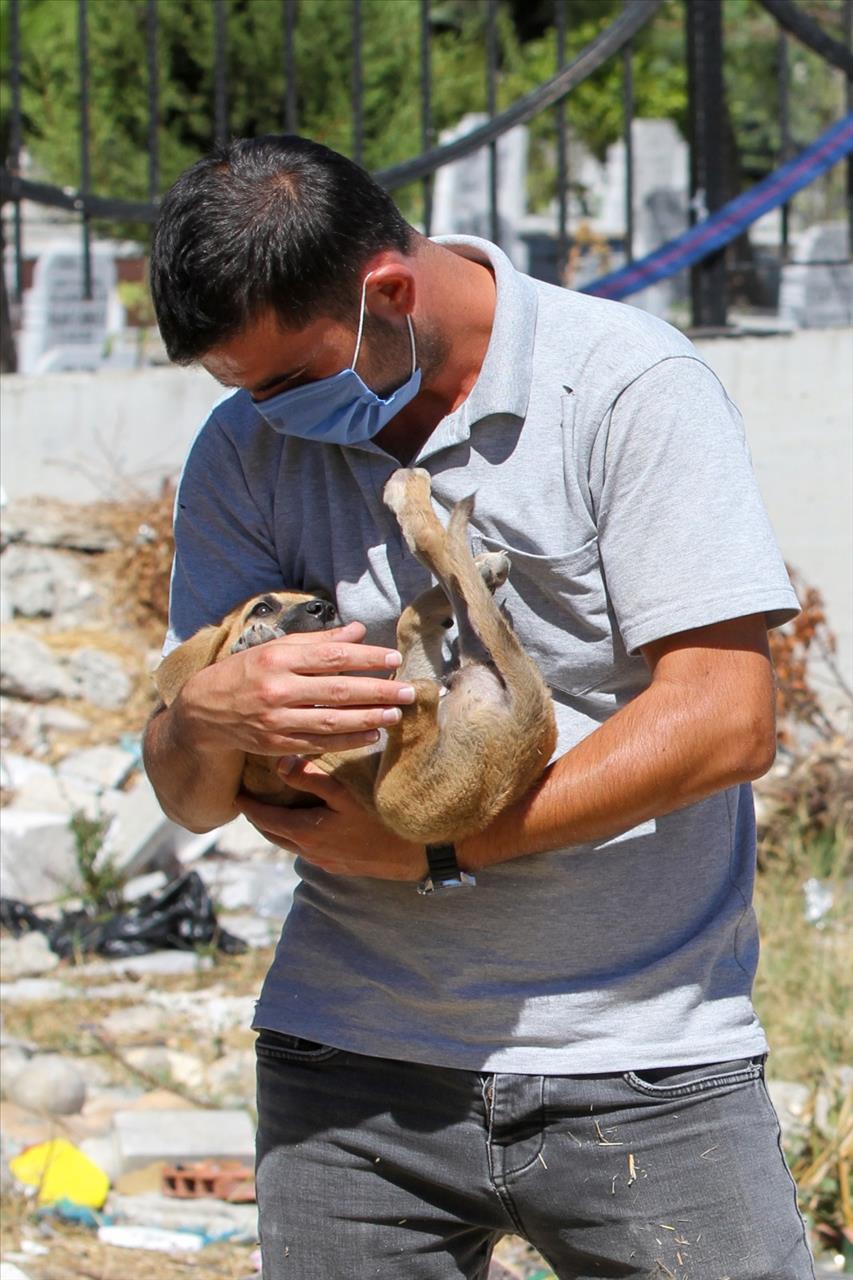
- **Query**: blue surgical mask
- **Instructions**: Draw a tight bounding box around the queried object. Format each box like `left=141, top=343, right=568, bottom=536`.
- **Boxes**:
left=255, top=274, right=422, bottom=445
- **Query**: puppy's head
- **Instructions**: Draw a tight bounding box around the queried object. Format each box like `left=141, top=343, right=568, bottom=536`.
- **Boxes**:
left=153, top=589, right=340, bottom=706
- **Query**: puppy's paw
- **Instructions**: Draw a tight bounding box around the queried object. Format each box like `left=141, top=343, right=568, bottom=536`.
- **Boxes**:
left=383, top=467, right=431, bottom=517
left=474, top=550, right=511, bottom=592
left=231, top=621, right=283, bottom=653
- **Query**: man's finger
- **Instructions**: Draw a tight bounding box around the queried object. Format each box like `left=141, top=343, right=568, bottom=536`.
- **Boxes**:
left=271, top=637, right=404, bottom=673
left=277, top=760, right=348, bottom=804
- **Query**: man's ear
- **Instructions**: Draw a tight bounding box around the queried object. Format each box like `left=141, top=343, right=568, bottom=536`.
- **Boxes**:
left=153, top=626, right=227, bottom=706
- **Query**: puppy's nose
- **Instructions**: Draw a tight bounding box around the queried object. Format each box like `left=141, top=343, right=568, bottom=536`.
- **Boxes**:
left=306, top=599, right=338, bottom=624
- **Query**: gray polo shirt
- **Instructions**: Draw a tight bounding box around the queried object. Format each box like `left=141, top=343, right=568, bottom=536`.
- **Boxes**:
left=168, top=236, right=798, bottom=1072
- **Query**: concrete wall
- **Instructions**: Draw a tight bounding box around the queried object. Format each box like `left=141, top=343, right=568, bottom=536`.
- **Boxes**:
left=2, top=328, right=851, bottom=679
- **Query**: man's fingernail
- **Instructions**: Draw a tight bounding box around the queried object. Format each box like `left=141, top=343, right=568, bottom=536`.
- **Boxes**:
left=382, top=707, right=402, bottom=724
left=385, top=650, right=403, bottom=668
left=396, top=685, right=416, bottom=703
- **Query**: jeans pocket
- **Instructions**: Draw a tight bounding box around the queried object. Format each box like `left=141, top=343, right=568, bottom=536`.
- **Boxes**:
left=255, top=1028, right=342, bottom=1064
left=622, top=1056, right=764, bottom=1100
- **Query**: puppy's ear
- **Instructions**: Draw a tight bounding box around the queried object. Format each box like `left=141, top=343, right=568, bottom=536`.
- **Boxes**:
left=153, top=625, right=227, bottom=706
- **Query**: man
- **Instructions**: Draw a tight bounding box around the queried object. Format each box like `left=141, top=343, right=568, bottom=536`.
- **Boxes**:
left=145, top=135, right=811, bottom=1279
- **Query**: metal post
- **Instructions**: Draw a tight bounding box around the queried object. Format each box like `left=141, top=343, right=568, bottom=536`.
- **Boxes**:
left=686, top=0, right=727, bottom=329
left=623, top=39, right=634, bottom=264
left=352, top=0, right=364, bottom=165
left=555, top=0, right=569, bottom=280
left=840, top=0, right=845, bottom=257
left=214, top=0, right=228, bottom=146
left=778, top=30, right=790, bottom=260
left=146, top=0, right=160, bottom=201
left=283, top=0, right=298, bottom=133
left=420, top=0, right=433, bottom=235
left=486, top=0, right=499, bottom=245
left=78, top=0, right=93, bottom=301
left=9, top=0, right=24, bottom=302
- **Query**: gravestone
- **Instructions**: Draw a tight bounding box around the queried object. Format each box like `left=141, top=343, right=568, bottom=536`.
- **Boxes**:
left=432, top=113, right=529, bottom=270
left=17, top=241, right=124, bottom=374
left=598, top=119, right=689, bottom=317
left=779, top=221, right=853, bottom=328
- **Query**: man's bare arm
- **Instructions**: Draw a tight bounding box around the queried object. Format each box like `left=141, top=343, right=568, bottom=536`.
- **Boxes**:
left=142, top=621, right=415, bottom=832
left=459, top=613, right=776, bottom=870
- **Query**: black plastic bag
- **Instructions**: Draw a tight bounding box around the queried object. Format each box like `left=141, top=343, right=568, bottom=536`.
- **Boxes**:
left=0, top=870, right=247, bottom=960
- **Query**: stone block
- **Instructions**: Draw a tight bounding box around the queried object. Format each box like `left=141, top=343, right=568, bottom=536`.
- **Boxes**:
left=0, top=809, right=82, bottom=902
left=66, top=648, right=133, bottom=711
left=111, top=1107, right=255, bottom=1173
left=0, top=498, right=121, bottom=552
left=0, top=632, right=76, bottom=702
left=0, top=932, right=59, bottom=981
left=0, top=544, right=99, bottom=620
left=0, top=978, right=69, bottom=1003
left=57, top=744, right=138, bottom=793
left=6, top=1053, right=87, bottom=1115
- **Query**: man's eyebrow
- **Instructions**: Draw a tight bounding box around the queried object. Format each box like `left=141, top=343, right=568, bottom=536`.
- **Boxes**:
left=249, top=367, right=307, bottom=395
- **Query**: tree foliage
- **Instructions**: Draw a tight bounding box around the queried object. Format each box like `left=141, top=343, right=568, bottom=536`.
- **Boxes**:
left=0, top=0, right=848, bottom=237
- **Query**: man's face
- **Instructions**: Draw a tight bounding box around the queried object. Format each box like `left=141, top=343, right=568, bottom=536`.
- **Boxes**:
left=200, top=305, right=415, bottom=404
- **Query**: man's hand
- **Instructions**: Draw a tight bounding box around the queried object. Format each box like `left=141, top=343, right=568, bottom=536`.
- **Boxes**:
left=172, top=620, right=416, bottom=758
left=143, top=620, right=415, bottom=833
left=239, top=760, right=427, bottom=881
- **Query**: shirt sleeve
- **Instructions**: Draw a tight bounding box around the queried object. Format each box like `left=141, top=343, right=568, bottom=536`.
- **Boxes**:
left=592, top=354, right=800, bottom=654
left=165, top=412, right=285, bottom=652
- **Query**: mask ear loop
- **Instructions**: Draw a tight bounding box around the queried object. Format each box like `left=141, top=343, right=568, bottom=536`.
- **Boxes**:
left=350, top=271, right=373, bottom=372
left=351, top=270, right=417, bottom=376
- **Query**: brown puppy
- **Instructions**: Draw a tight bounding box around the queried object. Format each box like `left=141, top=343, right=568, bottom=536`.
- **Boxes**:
left=154, top=468, right=557, bottom=845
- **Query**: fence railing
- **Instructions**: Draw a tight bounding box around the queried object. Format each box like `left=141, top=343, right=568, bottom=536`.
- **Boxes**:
left=1, top=0, right=852, bottom=336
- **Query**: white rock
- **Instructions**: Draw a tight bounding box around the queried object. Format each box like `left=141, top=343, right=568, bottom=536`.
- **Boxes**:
left=8, top=771, right=102, bottom=819
left=124, top=1047, right=206, bottom=1091
left=111, top=1107, right=255, bottom=1173
left=7, top=1053, right=87, bottom=1114
left=99, top=776, right=179, bottom=878
left=107, top=1191, right=257, bottom=1239
left=0, top=1045, right=31, bottom=1098
left=0, top=977, right=69, bottom=1003
left=57, top=744, right=137, bottom=792
left=122, top=870, right=168, bottom=902
left=219, top=913, right=278, bottom=949
left=148, top=990, right=256, bottom=1034
left=67, top=648, right=133, bottom=711
left=205, top=1049, right=256, bottom=1105
left=0, top=1262, right=35, bottom=1280
left=766, top=1079, right=811, bottom=1144
left=196, top=858, right=299, bottom=915
left=214, top=814, right=280, bottom=859
left=0, top=752, right=54, bottom=792
left=79, top=1135, right=122, bottom=1185
left=0, top=810, right=82, bottom=902
left=0, top=633, right=76, bottom=702
left=72, top=951, right=214, bottom=979
left=100, top=1005, right=166, bottom=1041
left=0, top=499, right=121, bottom=552
left=0, top=932, right=59, bottom=980
left=97, top=1225, right=203, bottom=1254
left=0, top=544, right=98, bottom=619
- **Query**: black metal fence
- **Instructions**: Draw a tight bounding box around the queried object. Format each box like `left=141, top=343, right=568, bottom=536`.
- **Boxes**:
left=2, top=0, right=852, bottom=337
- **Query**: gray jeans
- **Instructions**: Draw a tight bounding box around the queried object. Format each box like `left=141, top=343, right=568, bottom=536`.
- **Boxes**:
left=255, top=1031, right=815, bottom=1280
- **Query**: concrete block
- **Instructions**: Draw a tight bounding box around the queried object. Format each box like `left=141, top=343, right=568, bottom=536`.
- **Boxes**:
left=0, top=809, right=82, bottom=902
left=0, top=932, right=59, bottom=980
left=67, top=648, right=133, bottom=711
left=111, top=1107, right=255, bottom=1173
left=57, top=744, right=138, bottom=793
left=0, top=632, right=76, bottom=702
left=0, top=978, right=69, bottom=1003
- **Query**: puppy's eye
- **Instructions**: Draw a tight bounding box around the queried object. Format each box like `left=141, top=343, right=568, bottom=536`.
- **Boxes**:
left=249, top=601, right=274, bottom=619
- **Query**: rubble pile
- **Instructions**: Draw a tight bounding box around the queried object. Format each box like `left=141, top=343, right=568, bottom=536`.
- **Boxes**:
left=0, top=497, right=294, bottom=1277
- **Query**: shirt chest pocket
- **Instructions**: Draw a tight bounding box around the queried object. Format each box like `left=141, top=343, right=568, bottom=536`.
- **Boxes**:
left=474, top=534, right=616, bottom=698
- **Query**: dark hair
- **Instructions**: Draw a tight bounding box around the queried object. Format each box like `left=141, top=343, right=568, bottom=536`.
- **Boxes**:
left=149, top=135, right=414, bottom=364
